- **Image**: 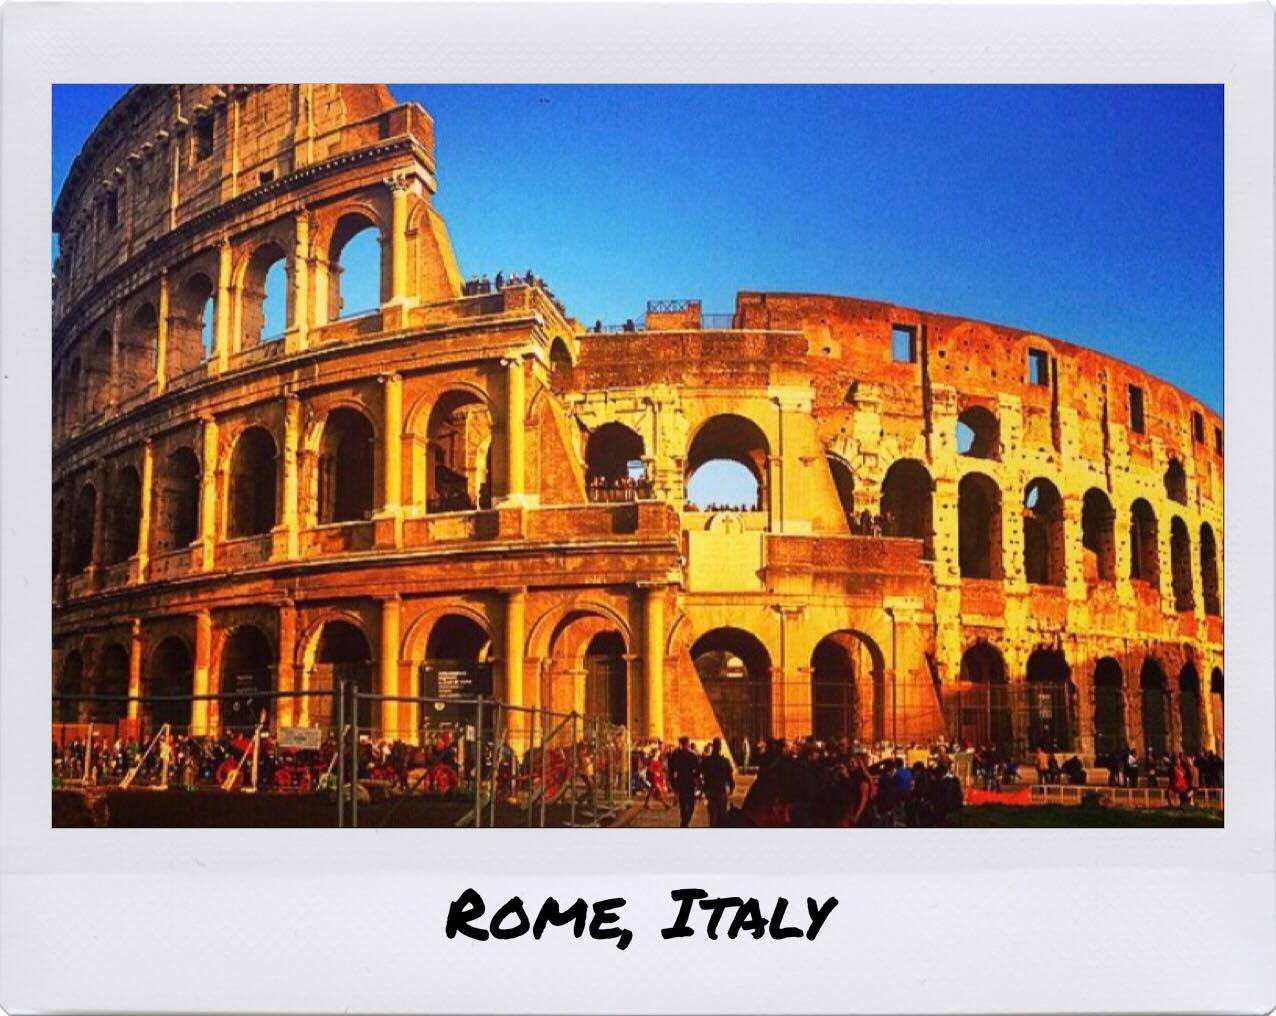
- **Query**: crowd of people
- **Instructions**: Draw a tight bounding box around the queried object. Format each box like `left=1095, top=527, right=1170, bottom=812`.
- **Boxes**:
left=1097, top=746, right=1224, bottom=798
left=683, top=499, right=762, bottom=514
left=586, top=474, right=653, bottom=503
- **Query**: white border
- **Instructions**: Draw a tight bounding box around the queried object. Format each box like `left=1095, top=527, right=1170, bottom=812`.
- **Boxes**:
left=3, top=4, right=1273, bottom=1013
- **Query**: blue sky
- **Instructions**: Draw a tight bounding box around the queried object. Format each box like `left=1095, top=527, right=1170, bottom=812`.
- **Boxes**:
left=53, top=84, right=1222, bottom=416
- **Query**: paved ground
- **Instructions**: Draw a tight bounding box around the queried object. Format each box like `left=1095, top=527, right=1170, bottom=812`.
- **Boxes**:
left=617, top=774, right=754, bottom=828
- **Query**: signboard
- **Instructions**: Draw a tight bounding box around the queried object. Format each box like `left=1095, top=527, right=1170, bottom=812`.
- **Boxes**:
left=419, top=661, right=494, bottom=722
left=278, top=726, right=323, bottom=750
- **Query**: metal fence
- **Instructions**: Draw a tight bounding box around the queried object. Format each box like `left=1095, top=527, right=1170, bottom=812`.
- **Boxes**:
left=1029, top=783, right=1224, bottom=810
left=51, top=687, right=631, bottom=828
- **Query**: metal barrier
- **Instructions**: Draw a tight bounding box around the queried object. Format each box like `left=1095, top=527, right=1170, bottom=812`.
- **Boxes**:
left=1028, top=783, right=1224, bottom=810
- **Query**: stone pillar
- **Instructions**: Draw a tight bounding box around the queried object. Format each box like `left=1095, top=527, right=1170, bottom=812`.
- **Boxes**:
left=374, top=373, right=404, bottom=548
left=1063, top=492, right=1085, bottom=603
left=277, top=600, right=297, bottom=727
left=770, top=386, right=815, bottom=535
left=501, top=356, right=527, bottom=504
left=108, top=304, right=123, bottom=410
left=273, top=395, right=300, bottom=560
left=642, top=583, right=666, bottom=740
left=127, top=619, right=143, bottom=721
left=1201, top=658, right=1217, bottom=752
left=192, top=609, right=212, bottom=735
left=135, top=438, right=154, bottom=582
left=504, top=588, right=527, bottom=748
left=155, top=269, right=170, bottom=393
left=213, top=239, right=232, bottom=373
left=89, top=462, right=108, bottom=579
left=775, top=605, right=808, bottom=740
left=385, top=173, right=412, bottom=328
left=379, top=596, right=401, bottom=738
left=288, top=213, right=310, bottom=352
left=199, top=416, right=219, bottom=571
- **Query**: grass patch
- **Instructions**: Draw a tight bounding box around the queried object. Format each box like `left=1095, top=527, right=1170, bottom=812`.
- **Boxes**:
left=960, top=804, right=1223, bottom=828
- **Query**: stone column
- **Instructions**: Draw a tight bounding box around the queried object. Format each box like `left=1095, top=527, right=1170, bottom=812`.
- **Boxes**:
left=155, top=269, right=170, bottom=393
left=199, top=416, right=219, bottom=571
left=135, top=438, right=154, bottom=582
left=379, top=595, right=401, bottom=738
left=770, top=387, right=815, bottom=535
left=642, top=583, right=666, bottom=740
left=213, top=239, right=233, bottom=373
left=108, top=304, right=123, bottom=410
left=375, top=373, right=404, bottom=548
left=1063, top=493, right=1085, bottom=603
left=127, top=619, right=143, bottom=721
left=385, top=173, right=412, bottom=328
left=504, top=588, right=527, bottom=748
left=273, top=395, right=300, bottom=561
left=277, top=600, right=297, bottom=727
left=89, top=462, right=108, bottom=580
left=1201, top=658, right=1218, bottom=752
left=192, top=609, right=212, bottom=735
left=501, top=356, right=527, bottom=504
left=288, top=213, right=310, bottom=352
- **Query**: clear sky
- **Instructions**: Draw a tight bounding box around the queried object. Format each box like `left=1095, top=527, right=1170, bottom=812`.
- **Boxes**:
left=52, top=84, right=1222, bottom=414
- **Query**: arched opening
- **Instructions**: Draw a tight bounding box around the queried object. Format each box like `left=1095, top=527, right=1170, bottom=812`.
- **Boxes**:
left=810, top=631, right=885, bottom=744
left=685, top=414, right=769, bottom=513
left=1163, top=458, right=1188, bottom=505
left=104, top=466, right=142, bottom=565
left=1081, top=488, right=1116, bottom=582
left=1139, top=658, right=1169, bottom=754
left=881, top=459, right=933, bottom=556
left=958, top=473, right=1002, bottom=579
left=1199, top=523, right=1220, bottom=616
left=585, top=422, right=648, bottom=502
left=1178, top=663, right=1202, bottom=755
left=424, top=614, right=492, bottom=665
left=1210, top=668, right=1223, bottom=754
left=1025, top=647, right=1073, bottom=750
left=147, top=636, right=193, bottom=730
left=1129, top=499, right=1160, bottom=584
left=691, top=628, right=772, bottom=747
left=119, top=303, right=157, bottom=394
left=328, top=214, right=382, bottom=320
left=93, top=643, right=130, bottom=722
left=168, top=273, right=216, bottom=376
left=317, top=408, right=375, bottom=523
left=1023, top=478, right=1065, bottom=586
left=52, top=497, right=65, bottom=577
left=1170, top=516, right=1194, bottom=611
left=154, top=447, right=201, bottom=551
left=313, top=620, right=374, bottom=729
left=70, top=483, right=97, bottom=573
left=227, top=426, right=277, bottom=537
left=56, top=651, right=84, bottom=723
left=826, top=456, right=857, bottom=532
left=956, top=642, right=1012, bottom=750
left=241, top=242, right=288, bottom=346
left=88, top=331, right=113, bottom=415
left=584, top=631, right=628, bottom=727
left=221, top=625, right=275, bottom=734
left=956, top=405, right=999, bottom=459
left=549, top=338, right=572, bottom=374
left=65, top=356, right=83, bottom=428
left=1092, top=657, right=1125, bottom=759
left=425, top=391, right=492, bottom=513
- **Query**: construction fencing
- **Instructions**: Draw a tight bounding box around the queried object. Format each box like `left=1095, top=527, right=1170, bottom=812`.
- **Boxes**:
left=51, top=686, right=632, bottom=828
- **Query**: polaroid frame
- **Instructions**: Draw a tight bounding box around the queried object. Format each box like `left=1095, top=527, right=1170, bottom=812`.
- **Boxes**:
left=2, top=3, right=1273, bottom=1013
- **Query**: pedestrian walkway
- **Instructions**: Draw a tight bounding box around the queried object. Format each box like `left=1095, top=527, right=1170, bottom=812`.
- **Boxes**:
left=618, top=773, right=753, bottom=828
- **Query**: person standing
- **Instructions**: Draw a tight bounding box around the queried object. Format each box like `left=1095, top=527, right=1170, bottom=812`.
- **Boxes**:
left=700, top=738, right=736, bottom=827
left=668, top=736, right=701, bottom=828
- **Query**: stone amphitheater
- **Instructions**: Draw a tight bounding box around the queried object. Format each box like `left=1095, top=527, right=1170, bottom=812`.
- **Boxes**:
left=51, top=84, right=1223, bottom=761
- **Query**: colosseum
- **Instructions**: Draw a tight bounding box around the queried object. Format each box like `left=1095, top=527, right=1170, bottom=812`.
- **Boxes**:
left=52, top=84, right=1223, bottom=763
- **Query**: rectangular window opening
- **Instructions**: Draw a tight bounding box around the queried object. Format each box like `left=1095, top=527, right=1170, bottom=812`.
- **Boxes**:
left=890, top=324, right=917, bottom=364
left=1214, top=426, right=1223, bottom=455
left=105, top=192, right=119, bottom=230
left=195, top=117, right=214, bottom=161
left=1192, top=411, right=1205, bottom=443
left=1128, top=384, right=1146, bottom=434
left=1027, top=348, right=1050, bottom=387
left=258, top=169, right=275, bottom=186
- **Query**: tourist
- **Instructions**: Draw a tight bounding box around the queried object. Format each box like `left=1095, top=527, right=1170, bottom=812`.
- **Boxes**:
left=1035, top=745, right=1049, bottom=784
left=700, top=738, right=735, bottom=827
left=667, top=736, right=701, bottom=828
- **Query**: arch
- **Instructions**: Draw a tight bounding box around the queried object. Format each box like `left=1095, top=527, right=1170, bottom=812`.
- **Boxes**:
left=810, top=630, right=886, bottom=744
left=168, top=272, right=216, bottom=376
left=52, top=497, right=66, bottom=577
left=881, top=459, right=933, bottom=556
left=584, top=630, right=628, bottom=727
left=147, top=635, right=193, bottom=729
left=70, top=482, right=97, bottom=573
left=56, top=650, right=84, bottom=723
left=227, top=426, right=277, bottom=537
left=956, top=641, right=1012, bottom=750
left=541, top=609, right=631, bottom=720
left=1163, top=458, right=1188, bottom=505
left=65, top=356, right=83, bottom=429
left=154, top=446, right=201, bottom=551
left=1169, top=516, right=1194, bottom=611
left=87, top=330, right=114, bottom=416
left=685, top=413, right=769, bottom=512
left=422, top=390, right=493, bottom=512
left=240, top=241, right=288, bottom=347
left=93, top=642, right=130, bottom=722
left=549, top=337, right=573, bottom=373
left=1178, top=663, right=1202, bottom=755
left=1138, top=657, right=1169, bottom=754
left=424, top=613, right=493, bottom=663
left=327, top=212, right=384, bottom=319
left=316, top=407, right=376, bottom=523
left=958, top=472, right=1003, bottom=579
left=1210, top=667, right=1223, bottom=754
left=104, top=465, right=142, bottom=565
left=1129, top=498, right=1160, bottom=584
left=1092, top=657, right=1125, bottom=759
left=119, top=302, right=157, bottom=394
left=1023, top=477, right=1065, bottom=586
left=1025, top=647, right=1073, bottom=750
left=826, top=455, right=856, bottom=532
left=956, top=405, right=999, bottom=459
left=1200, top=522, right=1220, bottom=616
left=585, top=422, right=648, bottom=502
left=303, top=619, right=374, bottom=730
left=691, top=627, right=772, bottom=747
left=220, top=624, right=275, bottom=733
left=1081, top=488, right=1116, bottom=582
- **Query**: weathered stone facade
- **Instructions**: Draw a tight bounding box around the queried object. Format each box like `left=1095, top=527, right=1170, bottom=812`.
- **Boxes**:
left=52, top=84, right=1223, bottom=761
